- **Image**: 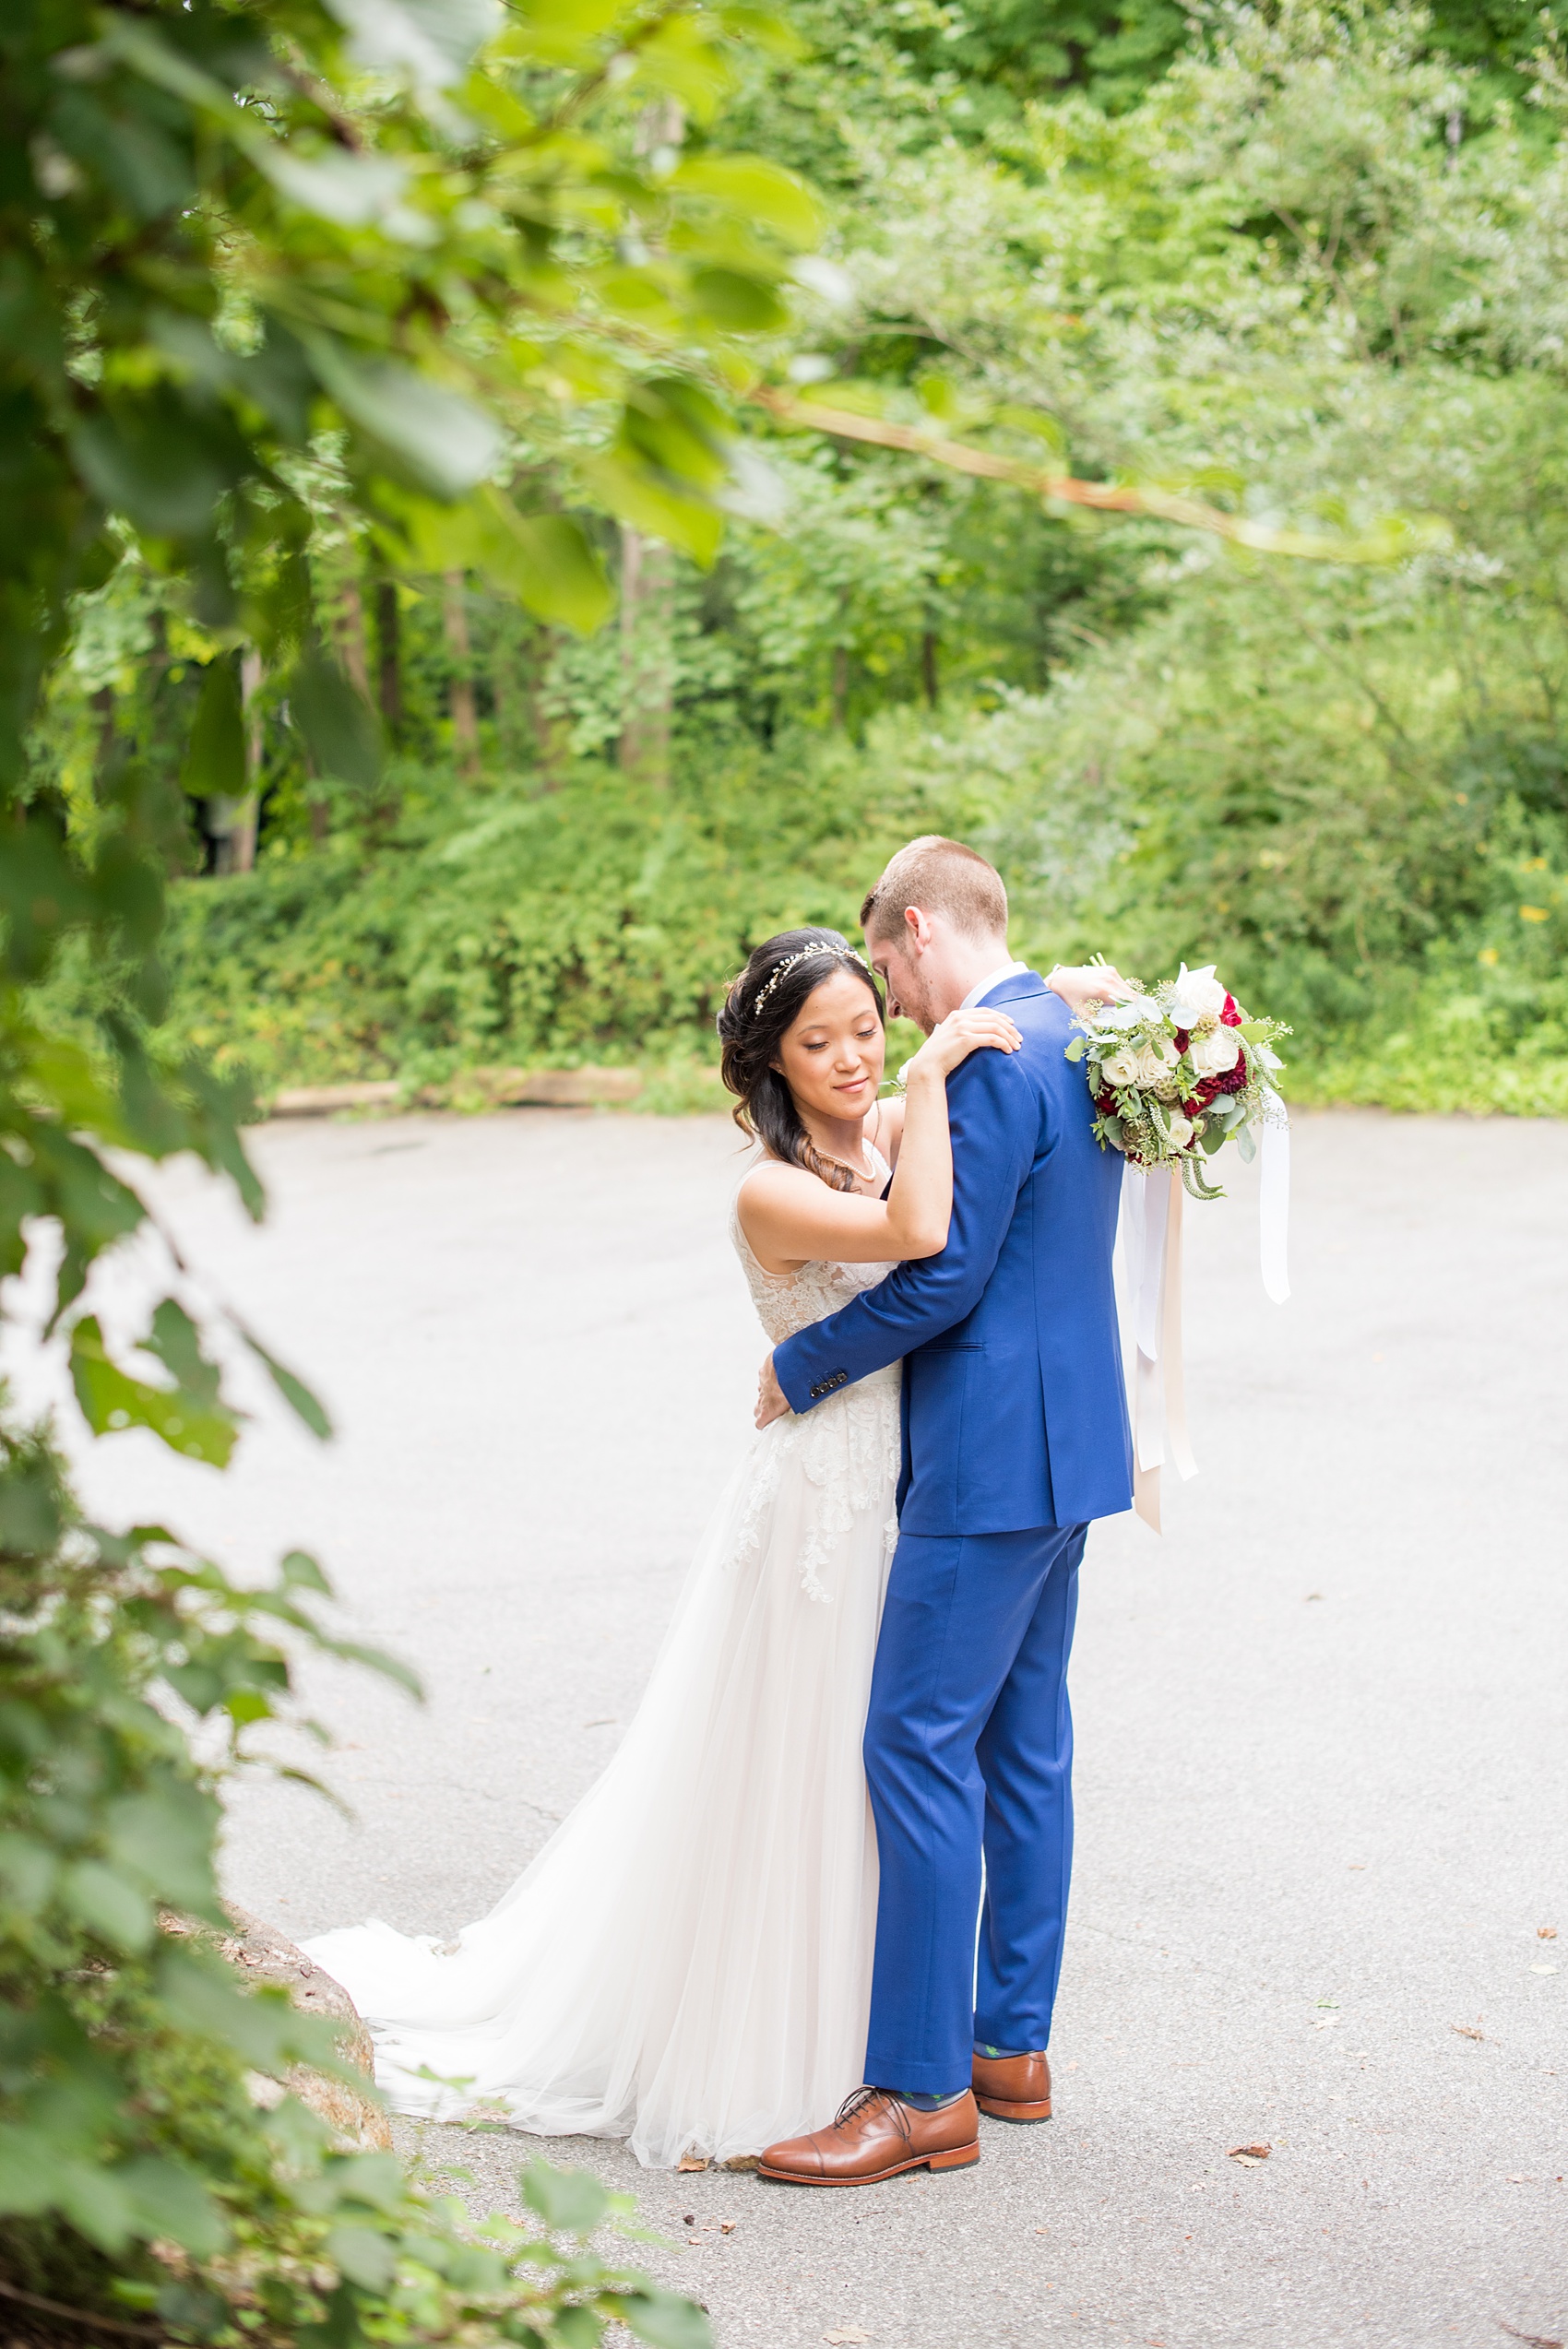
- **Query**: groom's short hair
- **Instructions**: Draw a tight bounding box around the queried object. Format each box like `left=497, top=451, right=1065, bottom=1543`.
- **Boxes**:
left=860, top=836, right=1008, bottom=944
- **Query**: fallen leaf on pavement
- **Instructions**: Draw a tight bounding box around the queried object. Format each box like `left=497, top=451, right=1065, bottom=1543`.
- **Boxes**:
left=1453, top=2024, right=1485, bottom=2041
left=1498, top=2322, right=1562, bottom=2348
left=1530, top=1964, right=1559, bottom=1975
left=823, top=2331, right=872, bottom=2345
left=1538, top=1927, right=1558, bottom=1940
left=1228, top=2144, right=1270, bottom=2164
left=719, top=2222, right=736, bottom=2235
left=678, top=2153, right=708, bottom=2172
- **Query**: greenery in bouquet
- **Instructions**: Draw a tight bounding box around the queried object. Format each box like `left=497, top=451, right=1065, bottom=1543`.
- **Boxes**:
left=1066, top=966, right=1289, bottom=1200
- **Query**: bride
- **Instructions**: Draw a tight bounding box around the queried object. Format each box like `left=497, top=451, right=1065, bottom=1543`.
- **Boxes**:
left=304, top=927, right=1019, bottom=2167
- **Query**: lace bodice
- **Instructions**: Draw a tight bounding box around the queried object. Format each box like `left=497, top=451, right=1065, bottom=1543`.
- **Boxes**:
left=724, top=1152, right=902, bottom=1603
left=729, top=1152, right=896, bottom=1342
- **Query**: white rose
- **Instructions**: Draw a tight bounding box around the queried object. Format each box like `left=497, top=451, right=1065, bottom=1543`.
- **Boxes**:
left=1134, top=1044, right=1179, bottom=1093
left=1164, top=1113, right=1194, bottom=1149
left=1188, top=1026, right=1241, bottom=1078
left=1169, top=965, right=1228, bottom=1026
left=1100, top=1045, right=1142, bottom=1086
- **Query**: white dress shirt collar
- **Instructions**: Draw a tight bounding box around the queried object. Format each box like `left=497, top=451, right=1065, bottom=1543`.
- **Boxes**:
left=958, top=959, right=1030, bottom=1012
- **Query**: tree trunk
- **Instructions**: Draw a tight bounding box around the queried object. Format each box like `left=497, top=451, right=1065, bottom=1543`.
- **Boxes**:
left=921, top=624, right=940, bottom=709
left=832, top=587, right=852, bottom=730
left=90, top=683, right=115, bottom=773
left=527, top=626, right=564, bottom=790
left=443, top=570, right=480, bottom=775
left=831, top=643, right=849, bottom=730
left=338, top=576, right=372, bottom=704
left=618, top=526, right=673, bottom=784
left=374, top=576, right=402, bottom=734
left=222, top=648, right=263, bottom=875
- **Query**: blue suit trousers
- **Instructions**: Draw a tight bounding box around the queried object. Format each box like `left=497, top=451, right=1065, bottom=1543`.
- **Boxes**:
left=861, top=1522, right=1086, bottom=2094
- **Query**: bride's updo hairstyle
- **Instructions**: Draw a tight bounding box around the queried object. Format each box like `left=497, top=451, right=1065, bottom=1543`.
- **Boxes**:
left=717, top=927, right=884, bottom=1193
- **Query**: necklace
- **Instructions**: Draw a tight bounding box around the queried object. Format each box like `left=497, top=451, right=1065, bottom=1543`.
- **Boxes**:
left=812, top=1137, right=878, bottom=1185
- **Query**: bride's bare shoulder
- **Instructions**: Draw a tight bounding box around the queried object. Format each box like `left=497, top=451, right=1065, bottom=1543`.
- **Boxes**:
left=871, top=1095, right=906, bottom=1163
left=737, top=1157, right=817, bottom=1212
left=736, top=1157, right=822, bottom=1275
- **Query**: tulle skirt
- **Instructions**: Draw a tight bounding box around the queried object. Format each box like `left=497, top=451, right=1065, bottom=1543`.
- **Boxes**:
left=304, top=1369, right=900, bottom=2167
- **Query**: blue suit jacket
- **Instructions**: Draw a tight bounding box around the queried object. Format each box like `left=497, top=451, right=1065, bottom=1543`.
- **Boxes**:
left=773, top=971, right=1133, bottom=1536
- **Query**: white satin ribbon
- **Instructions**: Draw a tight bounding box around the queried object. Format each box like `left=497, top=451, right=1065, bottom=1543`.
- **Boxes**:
left=1259, top=1086, right=1291, bottom=1305
left=1114, top=1103, right=1290, bottom=1533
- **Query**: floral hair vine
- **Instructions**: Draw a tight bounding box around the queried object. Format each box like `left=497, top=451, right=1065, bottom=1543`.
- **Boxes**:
left=751, top=943, right=872, bottom=1018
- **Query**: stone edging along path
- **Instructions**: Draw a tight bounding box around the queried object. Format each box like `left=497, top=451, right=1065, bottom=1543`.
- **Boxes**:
left=269, top=1067, right=645, bottom=1116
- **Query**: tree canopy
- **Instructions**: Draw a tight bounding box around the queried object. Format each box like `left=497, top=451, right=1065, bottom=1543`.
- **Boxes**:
left=27, top=0, right=1563, bottom=1113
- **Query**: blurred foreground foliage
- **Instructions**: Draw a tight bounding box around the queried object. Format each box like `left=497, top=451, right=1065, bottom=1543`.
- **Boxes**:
left=0, top=0, right=826, bottom=2331
left=0, top=1428, right=705, bottom=2349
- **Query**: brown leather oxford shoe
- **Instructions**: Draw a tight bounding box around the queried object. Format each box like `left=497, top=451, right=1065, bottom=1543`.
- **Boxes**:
left=757, top=2086, right=980, bottom=2187
left=971, top=2048, right=1052, bottom=2121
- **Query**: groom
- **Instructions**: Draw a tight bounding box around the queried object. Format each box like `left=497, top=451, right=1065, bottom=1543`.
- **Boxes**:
left=754, top=836, right=1133, bottom=2186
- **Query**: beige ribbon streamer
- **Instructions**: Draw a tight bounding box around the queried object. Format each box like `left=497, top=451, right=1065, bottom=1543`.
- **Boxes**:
left=1119, top=1164, right=1198, bottom=1534
left=1117, top=1111, right=1291, bottom=1528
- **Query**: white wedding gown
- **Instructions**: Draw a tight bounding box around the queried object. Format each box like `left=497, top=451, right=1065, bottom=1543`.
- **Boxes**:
left=304, top=1167, right=901, bottom=2167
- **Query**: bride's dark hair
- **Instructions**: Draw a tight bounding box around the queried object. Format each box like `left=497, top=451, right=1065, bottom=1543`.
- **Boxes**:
left=717, top=927, right=885, bottom=1193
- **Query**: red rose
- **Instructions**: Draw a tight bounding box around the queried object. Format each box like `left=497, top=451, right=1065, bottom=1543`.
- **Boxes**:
left=1173, top=1027, right=1191, bottom=1051
left=1221, top=995, right=1241, bottom=1026
left=1217, top=1062, right=1248, bottom=1095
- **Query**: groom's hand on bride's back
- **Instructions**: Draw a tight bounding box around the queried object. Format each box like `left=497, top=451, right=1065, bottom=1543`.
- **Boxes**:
left=756, top=1352, right=792, bottom=1429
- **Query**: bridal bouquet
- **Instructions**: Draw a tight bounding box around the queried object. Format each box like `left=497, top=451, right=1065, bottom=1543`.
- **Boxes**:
left=1065, top=963, right=1290, bottom=1199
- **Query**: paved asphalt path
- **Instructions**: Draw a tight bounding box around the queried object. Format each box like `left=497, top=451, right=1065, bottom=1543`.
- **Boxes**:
left=50, top=1107, right=1568, bottom=2349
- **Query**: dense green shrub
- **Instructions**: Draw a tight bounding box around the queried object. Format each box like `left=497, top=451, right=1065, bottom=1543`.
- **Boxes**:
left=129, top=610, right=1568, bottom=1117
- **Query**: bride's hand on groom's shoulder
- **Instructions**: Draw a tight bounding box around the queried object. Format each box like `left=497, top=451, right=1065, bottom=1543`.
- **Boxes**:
left=1048, top=963, right=1131, bottom=1014
left=909, top=1008, right=1022, bottom=1082
left=756, top=1352, right=792, bottom=1429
